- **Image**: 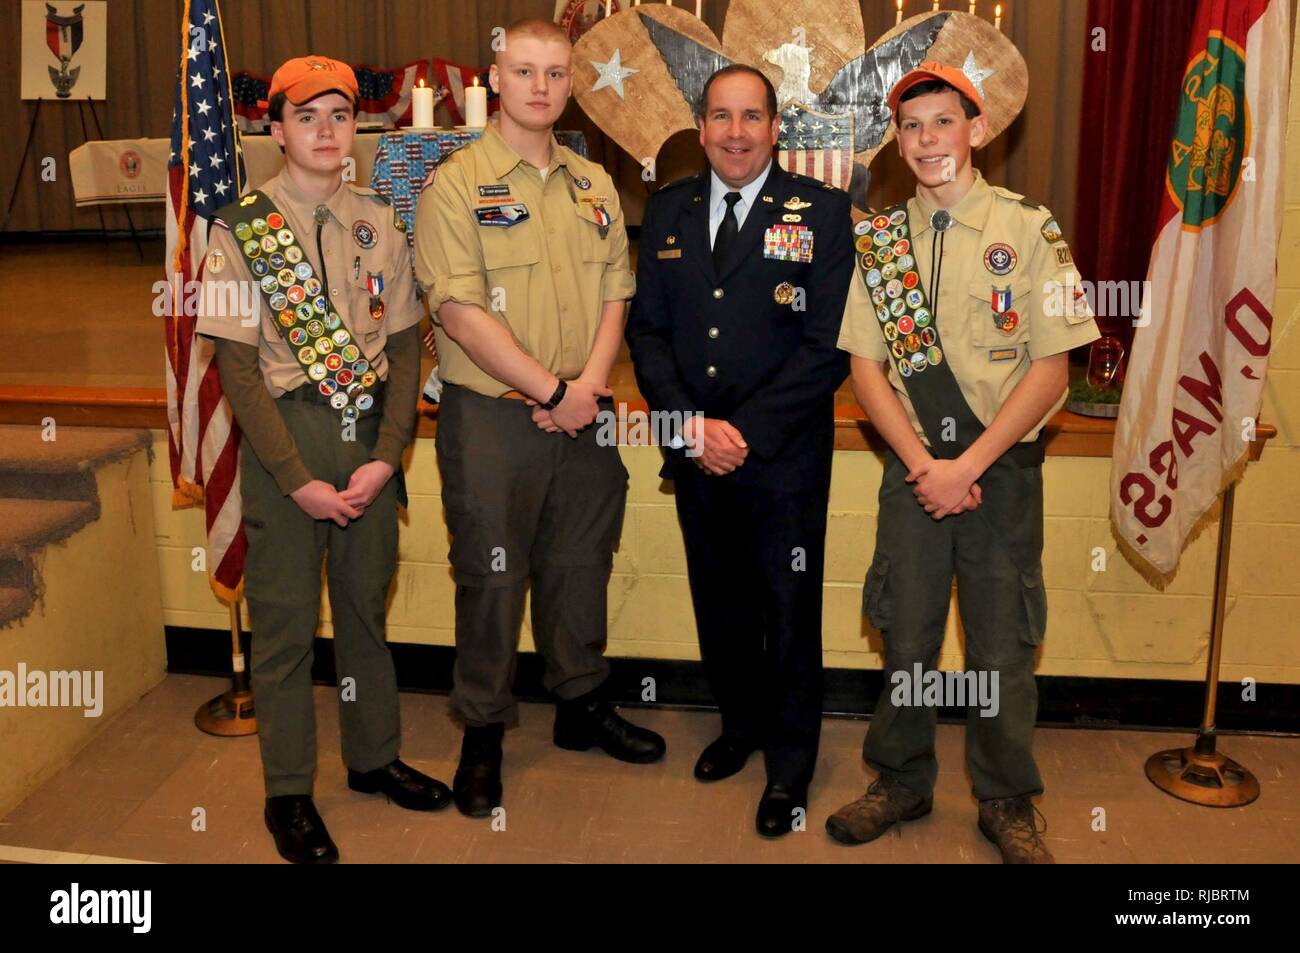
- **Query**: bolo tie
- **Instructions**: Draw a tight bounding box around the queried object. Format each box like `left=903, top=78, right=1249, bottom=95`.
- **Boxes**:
left=928, top=208, right=953, bottom=323
left=314, top=204, right=332, bottom=291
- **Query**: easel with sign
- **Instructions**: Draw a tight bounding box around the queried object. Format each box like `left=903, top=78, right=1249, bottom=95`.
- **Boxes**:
left=2, top=97, right=145, bottom=259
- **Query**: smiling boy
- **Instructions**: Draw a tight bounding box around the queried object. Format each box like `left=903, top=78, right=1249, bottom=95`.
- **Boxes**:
left=827, top=63, right=1099, bottom=862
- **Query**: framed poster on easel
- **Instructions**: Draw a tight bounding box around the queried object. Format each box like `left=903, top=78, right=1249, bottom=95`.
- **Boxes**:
left=21, top=1, right=108, bottom=101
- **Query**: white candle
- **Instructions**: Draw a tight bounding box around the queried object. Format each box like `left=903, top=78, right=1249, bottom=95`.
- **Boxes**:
left=465, top=77, right=487, bottom=128
left=605, top=0, right=611, bottom=16
left=896, top=0, right=903, bottom=24
left=932, top=0, right=940, bottom=10
left=696, top=0, right=702, bottom=17
left=968, top=0, right=975, bottom=13
left=412, top=79, right=434, bottom=129
left=995, top=2, right=1002, bottom=29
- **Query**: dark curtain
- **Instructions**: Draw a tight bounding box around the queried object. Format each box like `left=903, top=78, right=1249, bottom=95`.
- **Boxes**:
left=1072, top=0, right=1198, bottom=342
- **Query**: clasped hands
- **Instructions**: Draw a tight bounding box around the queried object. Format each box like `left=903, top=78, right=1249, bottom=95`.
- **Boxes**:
left=525, top=377, right=611, bottom=437
left=907, top=455, right=984, bottom=520
left=290, top=459, right=394, bottom=527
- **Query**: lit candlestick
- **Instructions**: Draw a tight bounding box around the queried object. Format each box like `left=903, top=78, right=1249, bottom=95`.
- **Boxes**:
left=995, top=3, right=1002, bottom=29
left=605, top=0, right=611, bottom=16
left=932, top=0, right=940, bottom=10
left=412, top=79, right=434, bottom=129
left=968, top=0, right=976, bottom=13
left=465, top=76, right=487, bottom=128
left=896, top=0, right=903, bottom=24
left=696, top=0, right=702, bottom=17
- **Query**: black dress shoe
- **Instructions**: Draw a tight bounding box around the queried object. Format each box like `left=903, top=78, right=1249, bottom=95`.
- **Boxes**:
left=453, top=723, right=504, bottom=818
left=694, top=735, right=760, bottom=782
left=347, top=759, right=452, bottom=812
left=553, top=695, right=666, bottom=764
left=264, top=795, right=339, bottom=864
left=755, top=783, right=807, bottom=839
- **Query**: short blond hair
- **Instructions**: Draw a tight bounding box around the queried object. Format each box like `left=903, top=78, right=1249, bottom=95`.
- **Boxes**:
left=502, top=17, right=571, bottom=49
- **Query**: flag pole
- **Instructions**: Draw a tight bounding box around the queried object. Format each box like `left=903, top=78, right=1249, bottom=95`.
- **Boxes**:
left=195, top=601, right=258, bottom=736
left=1144, top=483, right=1259, bottom=807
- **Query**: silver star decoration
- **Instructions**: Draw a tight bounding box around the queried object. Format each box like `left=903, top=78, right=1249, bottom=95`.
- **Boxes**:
left=590, top=49, right=638, bottom=99
left=961, top=51, right=995, bottom=100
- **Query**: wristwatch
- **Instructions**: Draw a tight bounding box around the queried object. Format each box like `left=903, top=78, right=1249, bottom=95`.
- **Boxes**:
left=540, top=379, right=568, bottom=411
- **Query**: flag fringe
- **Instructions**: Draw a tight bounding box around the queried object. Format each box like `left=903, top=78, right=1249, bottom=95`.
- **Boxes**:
left=171, top=478, right=204, bottom=509
left=1110, top=449, right=1252, bottom=591
left=208, top=575, right=244, bottom=606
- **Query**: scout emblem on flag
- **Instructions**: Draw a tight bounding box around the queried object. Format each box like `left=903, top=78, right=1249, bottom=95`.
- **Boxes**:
left=776, top=103, right=854, bottom=190
left=45, top=2, right=84, bottom=98
left=1111, top=0, right=1290, bottom=584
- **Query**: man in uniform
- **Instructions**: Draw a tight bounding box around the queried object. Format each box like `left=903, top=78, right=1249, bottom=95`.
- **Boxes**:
left=625, top=65, right=854, bottom=837
left=414, top=18, right=665, bottom=819
left=826, top=64, right=1099, bottom=862
left=198, top=56, right=450, bottom=865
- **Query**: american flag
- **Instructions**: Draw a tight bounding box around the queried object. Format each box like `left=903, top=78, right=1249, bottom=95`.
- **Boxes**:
left=776, top=103, right=854, bottom=191
left=165, top=0, right=247, bottom=604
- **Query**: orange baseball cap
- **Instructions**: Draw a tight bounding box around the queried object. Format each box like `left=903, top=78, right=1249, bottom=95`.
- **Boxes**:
left=265, top=55, right=358, bottom=107
left=887, top=61, right=984, bottom=119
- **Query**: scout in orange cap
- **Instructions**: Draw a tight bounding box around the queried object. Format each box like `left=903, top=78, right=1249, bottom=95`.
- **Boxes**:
left=196, top=54, right=450, bottom=864
left=889, top=61, right=988, bottom=210
left=827, top=56, right=1100, bottom=862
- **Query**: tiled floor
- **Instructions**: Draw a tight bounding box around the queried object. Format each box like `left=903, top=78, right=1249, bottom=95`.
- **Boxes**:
left=2, top=674, right=1297, bottom=864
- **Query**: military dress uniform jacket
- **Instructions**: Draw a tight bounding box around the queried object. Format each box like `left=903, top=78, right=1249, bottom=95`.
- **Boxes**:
left=627, top=163, right=854, bottom=493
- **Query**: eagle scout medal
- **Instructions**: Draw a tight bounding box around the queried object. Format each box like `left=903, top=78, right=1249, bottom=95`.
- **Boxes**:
left=353, top=220, right=377, bottom=249
left=367, top=272, right=385, bottom=320
left=227, top=190, right=378, bottom=424
left=774, top=281, right=796, bottom=305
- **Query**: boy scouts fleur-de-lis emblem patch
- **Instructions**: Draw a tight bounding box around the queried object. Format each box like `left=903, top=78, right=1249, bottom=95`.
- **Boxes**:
left=1167, top=32, right=1247, bottom=232
left=571, top=1, right=1027, bottom=211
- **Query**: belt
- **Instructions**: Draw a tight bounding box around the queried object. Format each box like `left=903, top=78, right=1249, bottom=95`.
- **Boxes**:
left=280, top=378, right=386, bottom=417
left=500, top=390, right=529, bottom=401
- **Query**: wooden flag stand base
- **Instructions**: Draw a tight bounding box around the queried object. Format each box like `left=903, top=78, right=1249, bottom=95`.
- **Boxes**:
left=195, top=603, right=258, bottom=737
left=1144, top=484, right=1260, bottom=807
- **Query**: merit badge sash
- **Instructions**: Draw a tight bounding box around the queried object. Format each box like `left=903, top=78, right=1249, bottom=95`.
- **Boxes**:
left=219, top=192, right=379, bottom=424
left=854, top=203, right=1044, bottom=571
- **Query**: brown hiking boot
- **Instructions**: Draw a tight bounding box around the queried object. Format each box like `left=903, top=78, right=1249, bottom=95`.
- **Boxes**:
left=825, top=775, right=932, bottom=845
left=978, top=796, right=1055, bottom=864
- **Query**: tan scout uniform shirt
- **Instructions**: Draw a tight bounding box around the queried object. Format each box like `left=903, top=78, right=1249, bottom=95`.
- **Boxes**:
left=414, top=120, right=636, bottom=397
left=838, top=170, right=1101, bottom=445
left=196, top=170, right=422, bottom=395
